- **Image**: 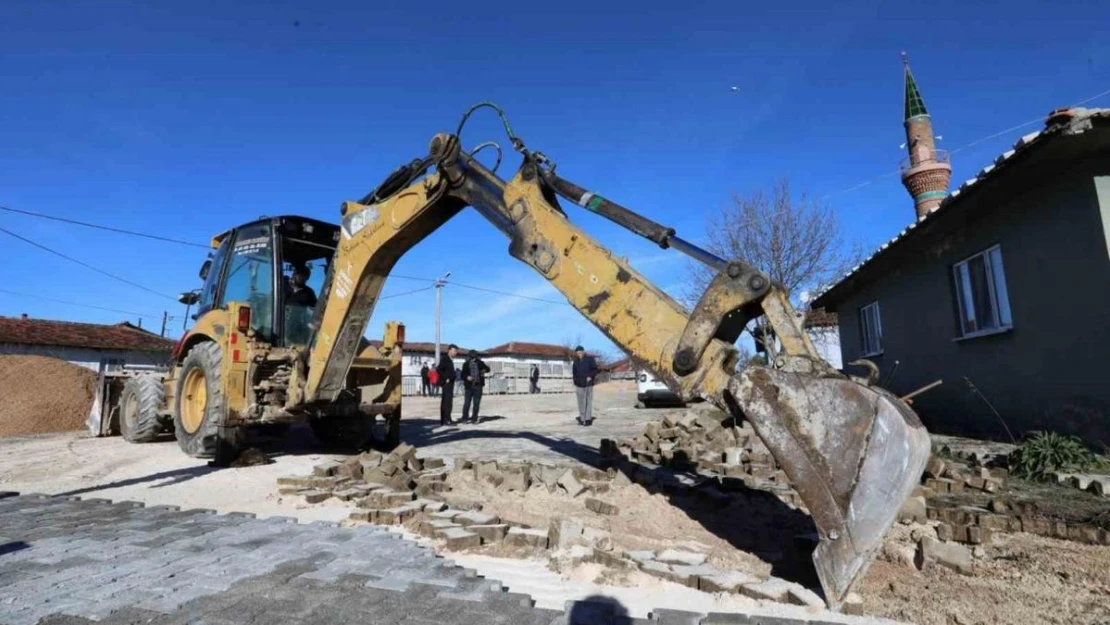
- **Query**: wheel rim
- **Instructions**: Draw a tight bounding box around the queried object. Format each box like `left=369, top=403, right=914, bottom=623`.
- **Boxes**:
left=181, top=368, right=207, bottom=434
left=121, top=392, right=138, bottom=431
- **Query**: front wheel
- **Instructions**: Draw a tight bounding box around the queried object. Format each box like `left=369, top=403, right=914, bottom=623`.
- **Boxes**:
left=174, top=341, right=227, bottom=458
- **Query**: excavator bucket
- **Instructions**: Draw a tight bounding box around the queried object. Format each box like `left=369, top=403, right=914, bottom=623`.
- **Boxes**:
left=729, top=366, right=931, bottom=609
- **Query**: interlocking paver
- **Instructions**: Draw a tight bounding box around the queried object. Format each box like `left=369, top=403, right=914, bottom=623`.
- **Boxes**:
left=0, top=493, right=575, bottom=625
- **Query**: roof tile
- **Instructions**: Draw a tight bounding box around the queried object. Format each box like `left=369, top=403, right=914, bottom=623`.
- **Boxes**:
left=0, top=316, right=174, bottom=352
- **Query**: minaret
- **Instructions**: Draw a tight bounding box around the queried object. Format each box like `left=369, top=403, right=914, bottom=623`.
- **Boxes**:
left=900, top=53, right=951, bottom=220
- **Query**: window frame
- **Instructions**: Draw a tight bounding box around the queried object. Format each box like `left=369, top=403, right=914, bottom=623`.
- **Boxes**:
left=951, top=244, right=1013, bottom=340
left=219, top=222, right=278, bottom=343
left=858, top=301, right=883, bottom=357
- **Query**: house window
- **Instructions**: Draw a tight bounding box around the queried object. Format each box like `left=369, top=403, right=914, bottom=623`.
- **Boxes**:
left=953, top=245, right=1012, bottom=337
left=859, top=302, right=882, bottom=356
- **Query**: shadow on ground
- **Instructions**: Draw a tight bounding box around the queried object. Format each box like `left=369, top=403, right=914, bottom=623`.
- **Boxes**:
left=568, top=595, right=632, bottom=624
left=54, top=465, right=221, bottom=496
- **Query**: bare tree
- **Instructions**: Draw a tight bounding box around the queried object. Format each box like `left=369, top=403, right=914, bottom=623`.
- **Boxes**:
left=560, top=334, right=584, bottom=361
left=687, top=178, right=861, bottom=354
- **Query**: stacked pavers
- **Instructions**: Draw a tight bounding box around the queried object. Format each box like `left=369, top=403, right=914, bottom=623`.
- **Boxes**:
left=900, top=454, right=1110, bottom=549
left=605, top=409, right=804, bottom=509
left=281, top=452, right=835, bottom=612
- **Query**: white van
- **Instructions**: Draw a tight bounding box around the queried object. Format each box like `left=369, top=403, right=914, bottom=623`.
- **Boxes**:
left=636, top=369, right=684, bottom=408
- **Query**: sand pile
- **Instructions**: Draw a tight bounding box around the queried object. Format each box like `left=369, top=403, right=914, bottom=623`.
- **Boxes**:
left=0, top=355, right=96, bottom=436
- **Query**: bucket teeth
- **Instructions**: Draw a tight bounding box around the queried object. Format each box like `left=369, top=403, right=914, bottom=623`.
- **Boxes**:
left=729, top=367, right=931, bottom=609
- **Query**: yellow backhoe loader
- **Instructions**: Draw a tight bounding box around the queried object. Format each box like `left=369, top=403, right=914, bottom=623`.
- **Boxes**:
left=106, top=103, right=930, bottom=608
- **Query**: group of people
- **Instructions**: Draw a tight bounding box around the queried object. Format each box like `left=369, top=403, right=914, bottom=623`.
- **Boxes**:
left=422, top=345, right=490, bottom=426
left=417, top=344, right=599, bottom=427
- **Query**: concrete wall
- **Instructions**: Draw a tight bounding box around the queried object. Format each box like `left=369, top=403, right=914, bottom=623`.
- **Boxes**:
left=399, top=350, right=573, bottom=396
left=0, top=344, right=170, bottom=374
left=833, top=161, right=1110, bottom=447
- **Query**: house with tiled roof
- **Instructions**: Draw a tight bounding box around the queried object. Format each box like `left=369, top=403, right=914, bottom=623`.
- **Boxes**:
left=0, top=314, right=173, bottom=374
left=811, top=57, right=1110, bottom=447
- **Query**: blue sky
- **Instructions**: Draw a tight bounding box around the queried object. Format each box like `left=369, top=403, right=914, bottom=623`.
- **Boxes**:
left=2, top=0, right=1108, bottom=356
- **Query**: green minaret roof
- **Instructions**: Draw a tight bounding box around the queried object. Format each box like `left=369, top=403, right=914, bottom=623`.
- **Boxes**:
left=903, top=53, right=928, bottom=120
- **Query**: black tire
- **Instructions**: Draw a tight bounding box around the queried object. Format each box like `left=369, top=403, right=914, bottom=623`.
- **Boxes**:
left=119, top=374, right=166, bottom=443
left=309, top=415, right=375, bottom=451
left=174, top=341, right=225, bottom=458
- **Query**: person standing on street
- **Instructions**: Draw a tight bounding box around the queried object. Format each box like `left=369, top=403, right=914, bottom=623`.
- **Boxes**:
left=420, top=362, right=431, bottom=397
left=461, top=351, right=491, bottom=424
left=436, top=345, right=458, bottom=426
left=428, top=365, right=439, bottom=396
left=572, top=345, right=598, bottom=426
left=530, top=364, right=540, bottom=394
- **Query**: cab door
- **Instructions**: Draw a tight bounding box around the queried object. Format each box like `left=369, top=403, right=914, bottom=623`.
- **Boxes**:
left=219, top=222, right=278, bottom=343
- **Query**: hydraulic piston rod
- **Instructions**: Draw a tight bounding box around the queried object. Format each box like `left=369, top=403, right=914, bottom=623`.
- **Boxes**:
left=541, top=172, right=728, bottom=272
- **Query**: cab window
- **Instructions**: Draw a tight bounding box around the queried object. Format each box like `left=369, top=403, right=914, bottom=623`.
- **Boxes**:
left=195, top=239, right=231, bottom=318
left=221, top=224, right=276, bottom=341
left=280, top=235, right=333, bottom=346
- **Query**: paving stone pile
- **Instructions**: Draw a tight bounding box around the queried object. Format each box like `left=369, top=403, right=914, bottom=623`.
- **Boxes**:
left=897, top=455, right=1110, bottom=549
left=1046, top=471, right=1110, bottom=497
left=280, top=450, right=837, bottom=613
left=603, top=408, right=805, bottom=510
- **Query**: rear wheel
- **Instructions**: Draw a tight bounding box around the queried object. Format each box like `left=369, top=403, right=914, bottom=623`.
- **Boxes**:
left=119, top=374, right=166, bottom=443
left=174, top=342, right=225, bottom=458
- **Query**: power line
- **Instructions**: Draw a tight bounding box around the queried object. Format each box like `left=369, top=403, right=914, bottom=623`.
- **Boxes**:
left=0, top=225, right=178, bottom=301
left=0, top=205, right=209, bottom=248
left=0, top=289, right=169, bottom=319
left=379, top=285, right=434, bottom=300
left=820, top=85, right=1110, bottom=200
left=389, top=273, right=574, bottom=306
left=448, top=282, right=565, bottom=305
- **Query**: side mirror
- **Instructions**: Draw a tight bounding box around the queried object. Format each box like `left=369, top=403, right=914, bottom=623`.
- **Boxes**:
left=178, top=291, right=200, bottom=306
left=198, top=259, right=212, bottom=281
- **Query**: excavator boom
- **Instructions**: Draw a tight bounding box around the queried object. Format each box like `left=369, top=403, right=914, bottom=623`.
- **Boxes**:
left=304, top=121, right=931, bottom=609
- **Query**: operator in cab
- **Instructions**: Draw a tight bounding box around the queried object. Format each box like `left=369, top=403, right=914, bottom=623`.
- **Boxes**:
left=286, top=265, right=317, bottom=308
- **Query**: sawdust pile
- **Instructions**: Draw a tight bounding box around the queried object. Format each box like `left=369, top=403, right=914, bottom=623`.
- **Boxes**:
left=0, top=355, right=96, bottom=437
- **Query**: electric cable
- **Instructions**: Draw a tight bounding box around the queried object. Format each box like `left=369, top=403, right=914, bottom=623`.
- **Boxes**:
left=379, top=285, right=434, bottom=300
left=0, top=205, right=208, bottom=248
left=0, top=288, right=169, bottom=319
left=0, top=225, right=178, bottom=301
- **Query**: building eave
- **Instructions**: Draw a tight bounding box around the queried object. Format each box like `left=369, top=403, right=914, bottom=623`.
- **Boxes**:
left=812, top=107, right=1110, bottom=310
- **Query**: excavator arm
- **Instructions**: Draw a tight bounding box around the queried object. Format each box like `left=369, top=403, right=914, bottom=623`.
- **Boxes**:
left=304, top=125, right=930, bottom=609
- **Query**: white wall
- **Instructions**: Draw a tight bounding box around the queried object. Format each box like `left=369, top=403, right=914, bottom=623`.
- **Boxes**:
left=399, top=351, right=575, bottom=395
left=0, top=344, right=170, bottom=374
left=806, top=327, right=843, bottom=369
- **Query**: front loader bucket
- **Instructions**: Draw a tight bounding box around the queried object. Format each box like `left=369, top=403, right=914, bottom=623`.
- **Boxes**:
left=729, top=366, right=930, bottom=609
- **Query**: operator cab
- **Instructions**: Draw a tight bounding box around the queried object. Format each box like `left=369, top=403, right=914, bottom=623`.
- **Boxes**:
left=190, top=215, right=340, bottom=347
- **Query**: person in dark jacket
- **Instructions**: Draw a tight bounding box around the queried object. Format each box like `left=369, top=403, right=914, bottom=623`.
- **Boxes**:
left=571, top=345, right=598, bottom=425
left=460, top=352, right=491, bottom=424
left=436, top=344, right=459, bottom=426
left=420, top=362, right=431, bottom=397
left=529, top=364, right=540, bottom=394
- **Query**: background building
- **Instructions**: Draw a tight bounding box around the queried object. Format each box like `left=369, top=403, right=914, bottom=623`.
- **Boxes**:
left=812, top=58, right=1110, bottom=447
left=0, top=314, right=173, bottom=374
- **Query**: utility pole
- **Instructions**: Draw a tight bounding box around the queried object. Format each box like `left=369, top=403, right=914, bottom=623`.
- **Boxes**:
left=433, top=271, right=451, bottom=363
left=160, top=311, right=168, bottom=337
